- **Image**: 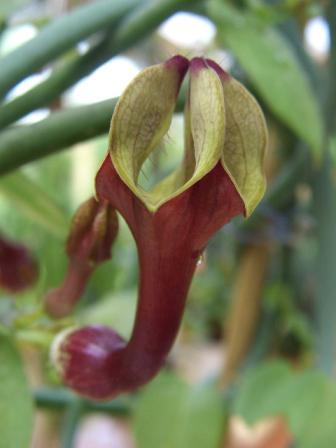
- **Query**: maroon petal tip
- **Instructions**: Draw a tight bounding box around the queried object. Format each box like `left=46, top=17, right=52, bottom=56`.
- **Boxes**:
left=205, top=58, right=231, bottom=81
left=190, top=56, right=208, bottom=74
left=190, top=57, right=231, bottom=81
left=165, top=54, right=189, bottom=79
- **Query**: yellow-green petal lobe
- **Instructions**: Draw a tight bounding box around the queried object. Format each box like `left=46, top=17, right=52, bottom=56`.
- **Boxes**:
left=156, top=58, right=225, bottom=201
left=221, top=78, right=267, bottom=216
left=108, top=56, right=189, bottom=210
left=130, top=58, right=226, bottom=211
left=184, top=58, right=225, bottom=190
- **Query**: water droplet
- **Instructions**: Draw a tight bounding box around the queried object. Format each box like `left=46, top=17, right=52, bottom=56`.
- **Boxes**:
left=196, top=252, right=207, bottom=273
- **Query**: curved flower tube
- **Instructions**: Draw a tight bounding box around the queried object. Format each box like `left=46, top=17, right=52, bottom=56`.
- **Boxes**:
left=52, top=56, right=267, bottom=400
left=0, top=234, right=38, bottom=293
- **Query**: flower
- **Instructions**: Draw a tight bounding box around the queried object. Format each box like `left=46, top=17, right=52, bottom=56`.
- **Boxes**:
left=51, top=55, right=267, bottom=400
left=0, top=234, right=38, bottom=293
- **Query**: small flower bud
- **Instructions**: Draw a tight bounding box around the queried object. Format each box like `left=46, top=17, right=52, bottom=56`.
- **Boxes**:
left=44, top=198, right=118, bottom=318
left=0, top=234, right=38, bottom=293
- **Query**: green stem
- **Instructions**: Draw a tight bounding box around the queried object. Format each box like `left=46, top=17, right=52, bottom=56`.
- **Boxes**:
left=0, top=0, right=140, bottom=100
left=313, top=0, right=336, bottom=375
left=0, top=0, right=201, bottom=130
left=34, top=388, right=131, bottom=415
left=0, top=98, right=117, bottom=175
left=0, top=88, right=186, bottom=175
left=313, top=162, right=336, bottom=375
left=61, top=400, right=83, bottom=448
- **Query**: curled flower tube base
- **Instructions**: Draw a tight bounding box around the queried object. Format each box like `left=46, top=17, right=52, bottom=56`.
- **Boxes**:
left=52, top=55, right=267, bottom=400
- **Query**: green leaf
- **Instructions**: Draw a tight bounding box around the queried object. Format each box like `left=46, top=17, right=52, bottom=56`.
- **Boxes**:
left=234, top=360, right=293, bottom=422
left=209, top=1, right=323, bottom=155
left=0, top=334, right=33, bottom=448
left=234, top=361, right=336, bottom=447
left=0, top=171, right=69, bottom=239
left=134, top=372, right=225, bottom=448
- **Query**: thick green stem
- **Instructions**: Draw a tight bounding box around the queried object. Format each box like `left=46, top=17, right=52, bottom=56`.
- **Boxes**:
left=313, top=1, right=336, bottom=375
left=0, top=87, right=187, bottom=175
left=34, top=388, right=131, bottom=414
left=0, top=98, right=117, bottom=174
left=61, top=400, right=83, bottom=448
left=0, top=0, right=140, bottom=99
left=314, top=161, right=336, bottom=375
left=0, top=0, right=201, bottom=129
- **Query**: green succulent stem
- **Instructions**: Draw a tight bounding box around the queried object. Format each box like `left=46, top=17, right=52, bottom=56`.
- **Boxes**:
left=0, top=84, right=188, bottom=175
left=0, top=0, right=201, bottom=130
left=34, top=388, right=131, bottom=414
left=0, top=0, right=141, bottom=100
left=0, top=98, right=117, bottom=174
left=313, top=1, right=336, bottom=375
left=61, top=400, right=84, bottom=448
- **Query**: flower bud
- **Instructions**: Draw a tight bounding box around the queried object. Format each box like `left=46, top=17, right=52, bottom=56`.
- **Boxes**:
left=44, top=198, right=118, bottom=318
left=0, top=234, right=38, bottom=293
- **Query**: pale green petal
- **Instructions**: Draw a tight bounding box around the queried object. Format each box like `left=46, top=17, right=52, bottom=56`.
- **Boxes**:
left=156, top=65, right=226, bottom=203
left=108, top=61, right=184, bottom=210
left=221, top=78, right=267, bottom=216
left=149, top=87, right=196, bottom=201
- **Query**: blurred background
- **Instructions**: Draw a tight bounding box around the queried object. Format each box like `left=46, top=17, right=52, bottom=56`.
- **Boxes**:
left=0, top=0, right=335, bottom=447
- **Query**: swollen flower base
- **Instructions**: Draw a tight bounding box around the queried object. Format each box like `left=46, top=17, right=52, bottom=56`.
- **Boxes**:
left=50, top=56, right=267, bottom=400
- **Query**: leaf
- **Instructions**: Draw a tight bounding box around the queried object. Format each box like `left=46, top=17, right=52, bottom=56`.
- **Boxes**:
left=0, top=334, right=34, bottom=448
left=0, top=171, right=69, bottom=239
left=209, top=1, right=323, bottom=155
left=234, top=360, right=336, bottom=447
left=134, top=372, right=226, bottom=448
left=234, top=360, right=293, bottom=422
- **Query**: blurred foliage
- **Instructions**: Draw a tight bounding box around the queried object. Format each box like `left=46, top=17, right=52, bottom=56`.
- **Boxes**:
left=0, top=0, right=335, bottom=446
left=234, top=360, right=336, bottom=447
left=0, top=333, right=33, bottom=448
left=134, top=372, right=226, bottom=448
